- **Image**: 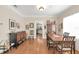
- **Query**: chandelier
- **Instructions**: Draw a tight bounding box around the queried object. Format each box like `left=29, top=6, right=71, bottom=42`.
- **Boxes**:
left=37, top=5, right=46, bottom=11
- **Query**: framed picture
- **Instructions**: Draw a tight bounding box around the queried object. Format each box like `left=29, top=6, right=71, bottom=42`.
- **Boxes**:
left=58, top=23, right=63, bottom=32
left=30, top=30, right=34, bottom=35
left=44, top=25, right=46, bottom=29
left=29, top=23, right=34, bottom=28
left=16, top=23, right=20, bottom=29
left=61, top=23, right=63, bottom=29
left=9, top=18, right=16, bottom=30
left=25, top=25, right=29, bottom=30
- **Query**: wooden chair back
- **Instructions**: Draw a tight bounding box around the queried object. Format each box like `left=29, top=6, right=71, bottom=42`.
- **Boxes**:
left=63, top=36, right=75, bottom=48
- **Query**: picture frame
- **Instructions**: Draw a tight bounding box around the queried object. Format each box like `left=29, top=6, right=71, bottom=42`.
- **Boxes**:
left=25, top=25, right=29, bottom=30
left=29, top=23, right=34, bottom=28
left=61, top=23, right=63, bottom=29
left=30, top=30, right=34, bottom=35
left=16, top=23, right=20, bottom=29
left=58, top=23, right=63, bottom=32
left=9, top=18, right=16, bottom=30
left=44, top=25, right=46, bottom=29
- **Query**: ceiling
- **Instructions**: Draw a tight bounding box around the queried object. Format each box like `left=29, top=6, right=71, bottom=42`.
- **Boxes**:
left=11, top=5, right=71, bottom=17
left=59, top=5, right=79, bottom=17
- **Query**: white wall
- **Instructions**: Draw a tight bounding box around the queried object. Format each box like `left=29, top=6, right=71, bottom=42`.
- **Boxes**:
left=63, top=12, right=79, bottom=51
left=24, top=16, right=53, bottom=39
left=0, top=5, right=64, bottom=53
left=24, top=16, right=63, bottom=39
left=0, top=6, right=25, bottom=51
left=55, top=16, right=63, bottom=35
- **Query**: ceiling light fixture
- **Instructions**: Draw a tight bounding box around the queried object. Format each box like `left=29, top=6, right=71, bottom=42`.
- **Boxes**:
left=37, top=5, right=46, bottom=11
left=39, top=6, right=44, bottom=11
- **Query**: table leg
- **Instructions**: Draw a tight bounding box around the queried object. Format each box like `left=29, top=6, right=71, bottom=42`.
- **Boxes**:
left=73, top=42, right=75, bottom=54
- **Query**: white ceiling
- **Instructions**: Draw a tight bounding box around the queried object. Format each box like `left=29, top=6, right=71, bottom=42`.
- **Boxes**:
left=11, top=5, right=71, bottom=17
left=59, top=5, right=79, bottom=17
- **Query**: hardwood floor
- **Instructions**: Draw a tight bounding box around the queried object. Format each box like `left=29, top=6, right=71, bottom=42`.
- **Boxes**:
left=6, top=37, right=79, bottom=54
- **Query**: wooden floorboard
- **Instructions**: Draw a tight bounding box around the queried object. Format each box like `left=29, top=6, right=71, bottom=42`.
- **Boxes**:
left=6, top=38, right=79, bottom=54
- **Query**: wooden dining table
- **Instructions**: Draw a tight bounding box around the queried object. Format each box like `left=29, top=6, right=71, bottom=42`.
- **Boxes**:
left=47, top=33, right=75, bottom=54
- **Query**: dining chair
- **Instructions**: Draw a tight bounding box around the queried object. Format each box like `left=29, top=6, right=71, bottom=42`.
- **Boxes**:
left=57, top=36, right=75, bottom=54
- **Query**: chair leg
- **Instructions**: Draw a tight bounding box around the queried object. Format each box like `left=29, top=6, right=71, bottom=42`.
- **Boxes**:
left=71, top=47, right=72, bottom=54
left=48, top=43, right=50, bottom=49
left=47, top=42, right=48, bottom=46
left=73, top=42, right=75, bottom=54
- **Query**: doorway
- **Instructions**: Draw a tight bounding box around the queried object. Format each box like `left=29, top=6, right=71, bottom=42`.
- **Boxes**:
left=36, top=22, right=43, bottom=39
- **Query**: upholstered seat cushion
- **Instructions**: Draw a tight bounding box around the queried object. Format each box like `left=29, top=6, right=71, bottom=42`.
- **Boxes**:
left=48, top=39, right=54, bottom=43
